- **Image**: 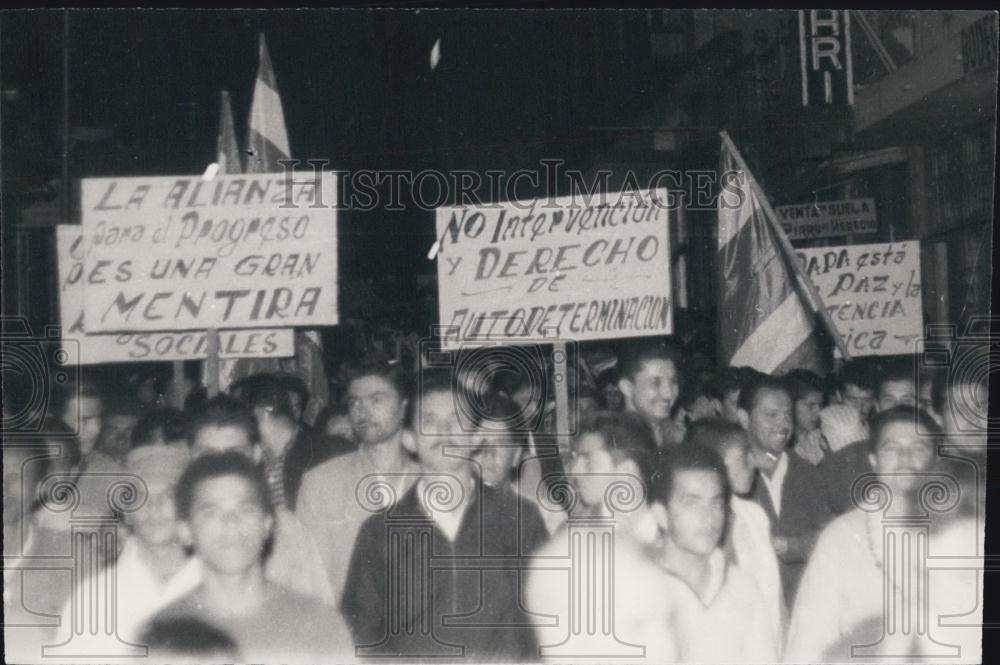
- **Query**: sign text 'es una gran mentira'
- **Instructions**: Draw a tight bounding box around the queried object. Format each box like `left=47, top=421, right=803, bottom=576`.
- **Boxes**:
left=80, top=172, right=338, bottom=332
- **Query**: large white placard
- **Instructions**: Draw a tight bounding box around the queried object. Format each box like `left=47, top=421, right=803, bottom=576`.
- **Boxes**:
left=435, top=189, right=672, bottom=348
left=796, top=241, right=923, bottom=356
left=57, top=226, right=294, bottom=363
left=81, top=172, right=338, bottom=331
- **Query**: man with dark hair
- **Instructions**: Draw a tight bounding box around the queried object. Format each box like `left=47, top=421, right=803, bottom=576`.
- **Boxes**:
left=834, top=358, right=878, bottom=423
left=683, top=419, right=783, bottom=648
left=188, top=394, right=333, bottom=604
left=787, top=407, right=981, bottom=662
left=785, top=369, right=829, bottom=466
left=738, top=374, right=833, bottom=608
left=151, top=452, right=351, bottom=663
left=645, top=443, right=776, bottom=661
left=528, top=411, right=678, bottom=661
left=342, top=368, right=547, bottom=661
left=617, top=342, right=683, bottom=446
left=819, top=360, right=920, bottom=516
left=297, top=353, right=419, bottom=603
left=54, top=444, right=200, bottom=652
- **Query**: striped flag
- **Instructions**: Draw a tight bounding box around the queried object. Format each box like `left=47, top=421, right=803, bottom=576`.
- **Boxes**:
left=224, top=34, right=330, bottom=424
left=717, top=136, right=826, bottom=374
left=246, top=33, right=291, bottom=173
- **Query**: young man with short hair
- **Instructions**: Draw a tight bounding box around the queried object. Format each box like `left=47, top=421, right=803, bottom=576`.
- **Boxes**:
left=526, top=411, right=680, bottom=662
left=341, top=369, right=548, bottom=661
left=296, top=354, right=421, bottom=603
left=649, top=443, right=777, bottom=662
left=54, top=444, right=201, bottom=652
left=785, top=369, right=829, bottom=466
left=151, top=452, right=351, bottom=663
left=617, top=343, right=683, bottom=447
left=833, top=359, right=878, bottom=424
left=189, top=395, right=333, bottom=605
left=786, top=407, right=981, bottom=662
left=739, top=374, right=833, bottom=608
left=684, top=418, right=784, bottom=649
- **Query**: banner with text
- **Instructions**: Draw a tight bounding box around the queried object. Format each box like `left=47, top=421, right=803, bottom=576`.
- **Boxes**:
left=435, top=189, right=672, bottom=348
left=57, top=226, right=294, bottom=363
left=777, top=197, right=877, bottom=241
left=796, top=241, right=923, bottom=357
left=81, top=172, right=338, bottom=331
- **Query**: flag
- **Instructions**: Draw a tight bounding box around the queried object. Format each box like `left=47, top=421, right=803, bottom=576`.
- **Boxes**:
left=717, top=136, right=827, bottom=375
left=216, top=90, right=242, bottom=174
left=224, top=34, right=330, bottom=424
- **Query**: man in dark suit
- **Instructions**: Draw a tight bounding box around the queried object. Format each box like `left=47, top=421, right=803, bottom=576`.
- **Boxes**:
left=738, top=374, right=834, bottom=609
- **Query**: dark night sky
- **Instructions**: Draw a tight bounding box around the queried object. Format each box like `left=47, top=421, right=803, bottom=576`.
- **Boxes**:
left=2, top=9, right=664, bottom=327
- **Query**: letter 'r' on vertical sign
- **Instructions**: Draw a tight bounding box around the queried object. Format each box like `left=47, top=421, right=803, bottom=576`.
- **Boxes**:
left=799, top=10, right=854, bottom=107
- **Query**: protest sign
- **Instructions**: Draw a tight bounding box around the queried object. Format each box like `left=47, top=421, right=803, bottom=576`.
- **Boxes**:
left=776, top=197, right=877, bottom=241
left=58, top=226, right=294, bottom=363
left=80, top=172, right=338, bottom=331
left=435, top=189, right=672, bottom=348
left=796, top=241, right=923, bottom=356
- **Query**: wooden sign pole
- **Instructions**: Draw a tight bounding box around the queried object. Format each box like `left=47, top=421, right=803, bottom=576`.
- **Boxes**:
left=553, top=341, right=571, bottom=452
left=205, top=328, right=221, bottom=397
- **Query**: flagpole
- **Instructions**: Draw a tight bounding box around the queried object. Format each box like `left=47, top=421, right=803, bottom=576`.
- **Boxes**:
left=719, top=131, right=853, bottom=361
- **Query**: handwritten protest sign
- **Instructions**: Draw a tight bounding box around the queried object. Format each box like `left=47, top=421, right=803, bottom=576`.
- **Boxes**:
left=435, top=189, right=672, bottom=348
left=777, top=197, right=877, bottom=241
left=797, top=241, right=923, bottom=356
left=57, top=226, right=293, bottom=363
left=80, top=172, right=338, bottom=331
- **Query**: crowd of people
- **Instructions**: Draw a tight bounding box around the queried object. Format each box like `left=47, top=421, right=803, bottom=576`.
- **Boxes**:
left=3, top=341, right=987, bottom=663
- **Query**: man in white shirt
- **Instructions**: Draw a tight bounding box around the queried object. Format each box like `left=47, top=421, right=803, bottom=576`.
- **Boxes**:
left=650, top=443, right=777, bottom=662
left=786, top=406, right=982, bottom=663
left=52, top=444, right=201, bottom=658
left=526, top=412, right=680, bottom=663
left=684, top=417, right=784, bottom=650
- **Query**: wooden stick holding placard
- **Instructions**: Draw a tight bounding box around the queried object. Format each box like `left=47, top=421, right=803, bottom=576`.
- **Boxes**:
left=553, top=341, right=570, bottom=452
left=719, top=131, right=853, bottom=361
left=205, top=328, right=221, bottom=398
left=171, top=360, right=185, bottom=409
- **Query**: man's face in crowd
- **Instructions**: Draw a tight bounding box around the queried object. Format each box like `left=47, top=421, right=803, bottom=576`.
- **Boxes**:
left=741, top=388, right=793, bottom=455
left=620, top=359, right=680, bottom=423
left=192, top=425, right=256, bottom=460
left=64, top=395, right=103, bottom=457
left=794, top=390, right=823, bottom=433
left=841, top=384, right=875, bottom=422
left=347, top=375, right=407, bottom=446
left=877, top=379, right=916, bottom=412
left=870, top=420, right=935, bottom=493
left=721, top=389, right=741, bottom=423
left=129, top=480, right=179, bottom=547
left=720, top=435, right=754, bottom=496
left=182, top=475, right=272, bottom=575
left=568, top=432, right=619, bottom=507
left=410, top=390, right=472, bottom=475
left=663, top=469, right=726, bottom=556
left=939, top=381, right=989, bottom=448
